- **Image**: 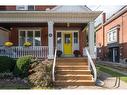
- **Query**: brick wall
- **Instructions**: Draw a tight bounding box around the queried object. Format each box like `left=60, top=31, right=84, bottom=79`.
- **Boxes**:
left=0, top=5, right=56, bottom=11
left=96, top=11, right=127, bottom=62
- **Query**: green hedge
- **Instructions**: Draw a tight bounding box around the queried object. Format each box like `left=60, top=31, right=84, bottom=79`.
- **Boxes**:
left=0, top=56, right=16, bottom=73
left=13, top=56, right=32, bottom=77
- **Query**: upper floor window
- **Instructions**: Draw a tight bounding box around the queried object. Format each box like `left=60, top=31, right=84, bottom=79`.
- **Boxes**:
left=107, top=27, right=118, bottom=44
left=16, top=5, right=35, bottom=11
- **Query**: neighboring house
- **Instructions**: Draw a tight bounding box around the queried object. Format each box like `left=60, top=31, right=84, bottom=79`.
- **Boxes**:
left=96, top=6, right=127, bottom=63
left=0, top=5, right=101, bottom=60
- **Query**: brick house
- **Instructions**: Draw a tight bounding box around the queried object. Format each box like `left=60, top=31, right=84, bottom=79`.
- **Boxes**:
left=0, top=5, right=101, bottom=86
left=96, top=6, right=127, bottom=63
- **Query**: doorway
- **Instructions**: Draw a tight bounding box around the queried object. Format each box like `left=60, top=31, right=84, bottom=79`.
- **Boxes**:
left=63, top=33, right=72, bottom=55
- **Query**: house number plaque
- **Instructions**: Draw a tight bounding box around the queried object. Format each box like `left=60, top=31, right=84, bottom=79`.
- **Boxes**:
left=49, top=33, right=52, bottom=37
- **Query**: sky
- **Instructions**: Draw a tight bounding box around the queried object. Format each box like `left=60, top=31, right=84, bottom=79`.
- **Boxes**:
left=87, top=5, right=124, bottom=26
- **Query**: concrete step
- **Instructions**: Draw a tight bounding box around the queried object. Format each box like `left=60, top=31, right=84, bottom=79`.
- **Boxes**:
left=57, top=58, right=87, bottom=63
left=56, top=74, right=93, bottom=80
left=56, top=70, right=91, bottom=75
left=55, top=80, right=95, bottom=86
left=56, top=65, right=89, bottom=70
left=56, top=62, right=88, bottom=65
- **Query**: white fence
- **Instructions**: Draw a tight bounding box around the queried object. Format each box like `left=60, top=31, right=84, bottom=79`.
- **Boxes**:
left=0, top=46, right=48, bottom=58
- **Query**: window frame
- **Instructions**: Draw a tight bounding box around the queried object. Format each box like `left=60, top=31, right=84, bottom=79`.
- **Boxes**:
left=18, top=29, right=41, bottom=46
left=107, top=27, right=118, bottom=44
left=16, top=5, right=35, bottom=11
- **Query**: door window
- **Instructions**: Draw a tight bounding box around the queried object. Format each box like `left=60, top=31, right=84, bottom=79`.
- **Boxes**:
left=74, top=32, right=78, bottom=43
left=57, top=32, right=61, bottom=44
left=65, top=34, right=70, bottom=44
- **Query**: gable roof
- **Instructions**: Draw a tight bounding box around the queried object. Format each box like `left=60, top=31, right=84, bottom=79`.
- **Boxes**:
left=50, top=5, right=92, bottom=12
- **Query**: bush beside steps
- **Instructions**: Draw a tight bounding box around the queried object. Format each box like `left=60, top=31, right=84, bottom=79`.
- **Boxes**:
left=0, top=56, right=16, bottom=73
left=13, top=56, right=32, bottom=78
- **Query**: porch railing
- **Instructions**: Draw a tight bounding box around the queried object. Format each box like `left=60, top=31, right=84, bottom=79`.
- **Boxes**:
left=52, top=47, right=57, bottom=82
left=84, top=47, right=97, bottom=82
left=0, top=46, right=48, bottom=58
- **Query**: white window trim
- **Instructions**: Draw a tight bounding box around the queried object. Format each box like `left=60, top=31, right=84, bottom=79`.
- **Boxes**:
left=107, top=27, right=118, bottom=44
left=56, top=30, right=79, bottom=54
left=16, top=5, right=35, bottom=10
left=16, top=5, right=28, bottom=10
left=18, top=28, right=41, bottom=46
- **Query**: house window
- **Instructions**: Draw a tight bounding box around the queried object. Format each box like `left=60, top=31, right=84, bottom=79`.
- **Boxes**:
left=57, top=32, right=61, bottom=44
left=35, top=31, right=41, bottom=46
left=28, top=6, right=35, bottom=11
left=74, top=32, right=78, bottom=43
left=19, top=31, right=25, bottom=46
left=113, top=31, right=117, bottom=40
left=109, top=33, right=111, bottom=42
left=16, top=5, right=35, bottom=10
left=16, top=5, right=28, bottom=10
left=64, top=34, right=70, bottom=44
left=19, top=30, right=41, bottom=46
left=107, top=27, right=118, bottom=43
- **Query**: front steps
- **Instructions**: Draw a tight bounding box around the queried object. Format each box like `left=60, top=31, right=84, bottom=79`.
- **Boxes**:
left=54, top=58, right=95, bottom=86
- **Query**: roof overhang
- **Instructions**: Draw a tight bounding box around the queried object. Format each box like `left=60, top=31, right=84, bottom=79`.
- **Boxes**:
left=0, top=11, right=102, bottom=23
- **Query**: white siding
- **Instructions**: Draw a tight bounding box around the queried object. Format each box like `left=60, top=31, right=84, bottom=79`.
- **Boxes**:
left=51, top=6, right=91, bottom=12
left=0, top=29, right=9, bottom=46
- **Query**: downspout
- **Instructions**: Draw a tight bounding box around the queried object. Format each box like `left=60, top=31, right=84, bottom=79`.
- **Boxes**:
left=102, top=13, right=106, bottom=60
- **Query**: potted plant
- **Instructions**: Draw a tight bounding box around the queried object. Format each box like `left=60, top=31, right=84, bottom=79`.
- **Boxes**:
left=73, top=50, right=81, bottom=57
left=23, top=42, right=32, bottom=47
left=57, top=50, right=62, bottom=57
left=4, top=41, right=13, bottom=47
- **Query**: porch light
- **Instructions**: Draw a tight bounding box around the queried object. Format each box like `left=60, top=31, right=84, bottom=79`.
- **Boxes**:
left=10, top=28, right=13, bottom=30
left=67, top=23, right=70, bottom=27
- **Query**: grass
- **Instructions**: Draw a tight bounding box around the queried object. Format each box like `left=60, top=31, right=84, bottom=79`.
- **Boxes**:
left=96, top=64, right=127, bottom=83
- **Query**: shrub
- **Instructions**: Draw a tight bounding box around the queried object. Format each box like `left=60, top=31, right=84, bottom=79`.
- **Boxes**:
left=13, top=56, right=32, bottom=77
left=0, top=56, right=16, bottom=73
left=73, top=50, right=81, bottom=57
left=57, top=50, right=62, bottom=57
left=28, top=60, right=53, bottom=88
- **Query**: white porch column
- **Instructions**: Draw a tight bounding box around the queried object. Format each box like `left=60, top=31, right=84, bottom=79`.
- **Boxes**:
left=88, top=21, right=96, bottom=59
left=48, top=21, right=54, bottom=59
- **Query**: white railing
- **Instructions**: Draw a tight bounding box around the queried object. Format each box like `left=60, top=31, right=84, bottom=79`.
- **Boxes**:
left=52, top=47, right=57, bottom=82
left=0, top=46, right=48, bottom=58
left=84, top=48, right=97, bottom=82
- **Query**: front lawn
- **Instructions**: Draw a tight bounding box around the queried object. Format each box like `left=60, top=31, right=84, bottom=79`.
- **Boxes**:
left=96, top=64, right=127, bottom=83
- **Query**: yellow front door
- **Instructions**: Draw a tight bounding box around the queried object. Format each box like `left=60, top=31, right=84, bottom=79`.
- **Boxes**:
left=63, top=33, right=72, bottom=55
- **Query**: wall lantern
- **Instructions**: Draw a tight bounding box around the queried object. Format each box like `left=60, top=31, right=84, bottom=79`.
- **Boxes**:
left=67, top=23, right=70, bottom=27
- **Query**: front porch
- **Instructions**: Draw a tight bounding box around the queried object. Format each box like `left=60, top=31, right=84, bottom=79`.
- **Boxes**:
left=0, top=7, right=101, bottom=59
left=0, top=22, right=94, bottom=59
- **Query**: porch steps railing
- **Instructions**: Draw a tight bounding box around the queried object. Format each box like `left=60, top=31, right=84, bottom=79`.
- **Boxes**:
left=0, top=46, right=48, bottom=58
left=84, top=48, right=97, bottom=81
left=52, top=47, right=57, bottom=82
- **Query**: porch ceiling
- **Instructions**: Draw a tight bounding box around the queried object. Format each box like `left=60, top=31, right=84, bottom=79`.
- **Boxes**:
left=0, top=11, right=102, bottom=23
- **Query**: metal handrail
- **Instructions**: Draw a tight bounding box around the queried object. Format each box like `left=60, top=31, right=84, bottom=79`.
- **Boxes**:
left=85, top=48, right=97, bottom=81
left=52, top=47, right=57, bottom=81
